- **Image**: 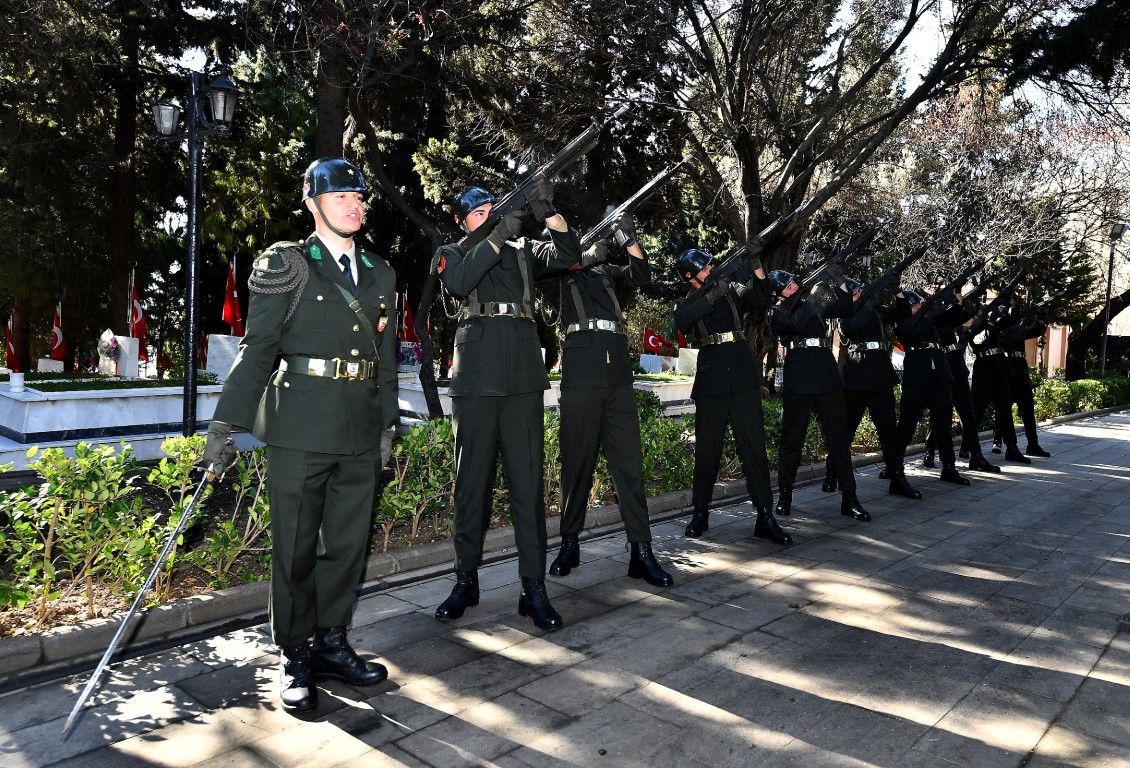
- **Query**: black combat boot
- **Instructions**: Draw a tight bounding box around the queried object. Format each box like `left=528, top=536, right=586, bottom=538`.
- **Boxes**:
left=968, top=451, right=1001, bottom=473
left=628, top=542, right=674, bottom=587
left=774, top=486, right=793, bottom=517
left=990, top=440, right=1002, bottom=454
left=888, top=471, right=923, bottom=499
left=939, top=463, right=971, bottom=485
left=840, top=490, right=872, bottom=521
left=878, top=467, right=891, bottom=480
left=549, top=533, right=580, bottom=576
left=435, top=570, right=479, bottom=621
left=279, top=642, right=318, bottom=713
left=753, top=507, right=793, bottom=545
left=821, top=472, right=837, bottom=493
left=1004, top=445, right=1032, bottom=464
left=957, top=445, right=970, bottom=459
left=685, top=505, right=710, bottom=537
left=310, top=627, right=388, bottom=686
left=922, top=450, right=936, bottom=469
left=1025, top=443, right=1051, bottom=458
left=518, top=577, right=563, bottom=631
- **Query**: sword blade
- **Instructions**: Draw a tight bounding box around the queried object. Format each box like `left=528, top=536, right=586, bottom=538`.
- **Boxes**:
left=61, top=466, right=214, bottom=737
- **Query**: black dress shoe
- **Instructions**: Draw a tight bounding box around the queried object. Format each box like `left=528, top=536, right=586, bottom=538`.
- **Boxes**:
left=549, top=533, right=580, bottom=576
left=311, top=627, right=388, bottom=686
left=684, top=507, right=709, bottom=537
left=968, top=453, right=1001, bottom=473
left=279, top=643, right=318, bottom=713
left=888, top=472, right=923, bottom=499
left=774, top=486, right=793, bottom=517
left=753, top=507, right=793, bottom=545
left=939, top=464, right=971, bottom=485
left=878, top=467, right=891, bottom=480
left=1004, top=446, right=1032, bottom=464
left=840, top=491, right=871, bottom=521
left=957, top=446, right=970, bottom=459
left=922, top=451, right=936, bottom=469
left=990, top=442, right=1002, bottom=454
left=1026, top=444, right=1051, bottom=458
left=518, top=577, right=563, bottom=631
left=435, top=570, right=479, bottom=621
left=821, top=473, right=838, bottom=493
left=628, top=542, right=674, bottom=586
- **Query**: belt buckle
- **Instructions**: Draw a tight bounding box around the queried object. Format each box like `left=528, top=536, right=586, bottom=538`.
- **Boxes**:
left=332, top=357, right=361, bottom=380
left=497, top=304, right=511, bottom=316
left=805, top=338, right=819, bottom=347
left=308, top=358, right=324, bottom=376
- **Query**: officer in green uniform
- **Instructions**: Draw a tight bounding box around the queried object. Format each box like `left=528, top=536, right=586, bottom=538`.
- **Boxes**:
left=543, top=215, right=674, bottom=587
left=433, top=182, right=579, bottom=631
left=203, top=158, right=397, bottom=714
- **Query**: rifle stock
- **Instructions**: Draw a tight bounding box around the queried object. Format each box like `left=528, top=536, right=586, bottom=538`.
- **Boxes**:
left=457, top=105, right=629, bottom=253
left=579, top=154, right=693, bottom=251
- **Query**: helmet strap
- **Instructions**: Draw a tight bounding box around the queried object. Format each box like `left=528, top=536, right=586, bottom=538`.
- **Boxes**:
left=312, top=196, right=356, bottom=240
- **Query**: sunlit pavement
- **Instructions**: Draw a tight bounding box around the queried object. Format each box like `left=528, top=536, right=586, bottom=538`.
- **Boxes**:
left=3, top=412, right=1130, bottom=767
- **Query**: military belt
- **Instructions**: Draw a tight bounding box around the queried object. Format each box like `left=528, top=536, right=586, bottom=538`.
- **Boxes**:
left=849, top=341, right=882, bottom=352
left=700, top=331, right=745, bottom=346
left=974, top=347, right=1004, bottom=358
left=942, top=344, right=961, bottom=353
left=907, top=342, right=942, bottom=350
left=280, top=355, right=376, bottom=381
left=458, top=302, right=535, bottom=322
left=565, top=319, right=627, bottom=337
left=1007, top=350, right=1027, bottom=359
left=787, top=337, right=830, bottom=349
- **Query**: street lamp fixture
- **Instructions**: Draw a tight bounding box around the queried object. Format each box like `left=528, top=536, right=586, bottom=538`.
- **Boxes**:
left=151, top=71, right=240, bottom=436
left=1098, top=222, right=1128, bottom=380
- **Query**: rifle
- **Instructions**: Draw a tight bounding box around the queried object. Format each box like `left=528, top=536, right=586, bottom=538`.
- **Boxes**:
left=456, top=105, right=630, bottom=254
left=902, top=257, right=989, bottom=329
left=778, top=226, right=880, bottom=313
left=1014, top=287, right=1070, bottom=327
left=411, top=105, right=628, bottom=419
left=680, top=240, right=763, bottom=306
left=579, top=154, right=693, bottom=251
left=851, top=245, right=928, bottom=312
left=968, top=264, right=1034, bottom=334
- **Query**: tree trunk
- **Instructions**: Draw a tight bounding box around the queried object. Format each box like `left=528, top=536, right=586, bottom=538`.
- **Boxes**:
left=1065, top=286, right=1130, bottom=380
left=313, top=0, right=349, bottom=157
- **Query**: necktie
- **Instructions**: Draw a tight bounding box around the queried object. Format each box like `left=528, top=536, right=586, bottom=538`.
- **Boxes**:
left=339, top=254, right=357, bottom=294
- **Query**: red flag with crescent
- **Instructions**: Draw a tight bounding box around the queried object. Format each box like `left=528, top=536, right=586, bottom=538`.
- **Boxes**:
left=50, top=305, right=66, bottom=361
left=677, top=330, right=689, bottom=349
left=400, top=294, right=421, bottom=343
left=222, top=263, right=245, bottom=336
left=643, top=327, right=677, bottom=354
left=130, top=283, right=149, bottom=361
left=5, top=317, right=19, bottom=373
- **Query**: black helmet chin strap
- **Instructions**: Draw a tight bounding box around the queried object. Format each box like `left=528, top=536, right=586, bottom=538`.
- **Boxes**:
left=313, top=196, right=357, bottom=240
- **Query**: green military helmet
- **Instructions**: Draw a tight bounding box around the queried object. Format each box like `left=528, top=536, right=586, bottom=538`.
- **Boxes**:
left=302, top=157, right=369, bottom=201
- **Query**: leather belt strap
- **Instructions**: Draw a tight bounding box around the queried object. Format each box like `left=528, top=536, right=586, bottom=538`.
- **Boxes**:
left=849, top=341, right=882, bottom=352
left=907, top=342, right=941, bottom=350
left=458, top=302, right=535, bottom=322
left=942, top=344, right=960, bottom=353
left=788, top=337, right=830, bottom=349
left=1007, top=350, right=1026, bottom=359
left=700, top=330, right=745, bottom=346
left=564, top=319, right=627, bottom=336
left=975, top=347, right=1004, bottom=358
left=280, top=356, right=376, bottom=381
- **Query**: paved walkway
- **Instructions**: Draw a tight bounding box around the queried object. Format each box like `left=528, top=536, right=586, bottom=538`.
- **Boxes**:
left=3, top=413, right=1130, bottom=768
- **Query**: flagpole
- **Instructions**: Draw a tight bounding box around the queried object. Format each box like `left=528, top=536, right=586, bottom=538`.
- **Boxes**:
left=127, top=268, right=135, bottom=337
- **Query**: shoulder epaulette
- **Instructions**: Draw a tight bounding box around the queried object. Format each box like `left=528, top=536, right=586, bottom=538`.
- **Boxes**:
left=248, top=241, right=309, bottom=324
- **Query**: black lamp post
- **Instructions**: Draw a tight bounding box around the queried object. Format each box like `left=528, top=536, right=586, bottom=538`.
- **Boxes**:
left=152, top=72, right=239, bottom=436
left=1099, top=222, right=1128, bottom=380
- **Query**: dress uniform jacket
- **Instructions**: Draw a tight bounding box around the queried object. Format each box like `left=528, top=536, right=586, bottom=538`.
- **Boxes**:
left=674, top=277, right=770, bottom=398
left=998, top=306, right=1045, bottom=446
left=895, top=307, right=953, bottom=387
left=213, top=234, right=399, bottom=450
left=770, top=288, right=853, bottom=395
left=894, top=301, right=958, bottom=465
left=839, top=302, right=899, bottom=391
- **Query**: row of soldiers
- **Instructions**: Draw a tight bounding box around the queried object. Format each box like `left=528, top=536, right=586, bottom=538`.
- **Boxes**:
left=201, top=158, right=1050, bottom=714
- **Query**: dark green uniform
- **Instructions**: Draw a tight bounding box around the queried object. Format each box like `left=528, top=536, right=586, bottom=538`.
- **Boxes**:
left=212, top=234, right=398, bottom=647
left=551, top=254, right=651, bottom=541
left=439, top=227, right=580, bottom=578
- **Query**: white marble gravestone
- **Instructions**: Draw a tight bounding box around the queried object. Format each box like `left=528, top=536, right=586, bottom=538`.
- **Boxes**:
left=206, top=334, right=242, bottom=382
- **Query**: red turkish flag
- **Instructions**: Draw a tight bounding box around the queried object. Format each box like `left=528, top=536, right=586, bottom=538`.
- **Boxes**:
left=50, top=305, right=66, bottom=361
left=156, top=348, right=174, bottom=375
left=222, top=264, right=244, bottom=336
left=400, top=295, right=420, bottom=343
left=677, top=330, right=689, bottom=349
left=130, top=283, right=149, bottom=361
left=5, top=317, right=19, bottom=373
left=643, top=327, right=677, bottom=354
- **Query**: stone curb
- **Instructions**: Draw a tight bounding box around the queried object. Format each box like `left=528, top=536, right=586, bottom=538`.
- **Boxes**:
left=3, top=403, right=1126, bottom=690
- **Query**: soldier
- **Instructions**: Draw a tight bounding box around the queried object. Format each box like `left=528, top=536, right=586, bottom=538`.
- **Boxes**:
left=432, top=182, right=579, bottom=631
left=996, top=296, right=1051, bottom=457
left=921, top=287, right=1001, bottom=473
left=769, top=271, right=870, bottom=521
left=968, top=301, right=1032, bottom=464
left=821, top=278, right=921, bottom=499
left=203, top=157, right=398, bottom=713
left=544, top=215, right=674, bottom=586
left=674, top=248, right=792, bottom=545
left=893, top=290, right=970, bottom=485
